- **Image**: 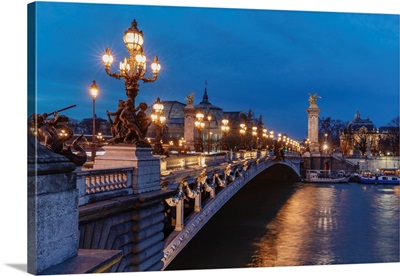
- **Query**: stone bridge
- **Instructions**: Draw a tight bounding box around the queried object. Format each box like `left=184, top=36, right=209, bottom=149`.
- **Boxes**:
left=28, top=137, right=301, bottom=274
left=160, top=152, right=301, bottom=269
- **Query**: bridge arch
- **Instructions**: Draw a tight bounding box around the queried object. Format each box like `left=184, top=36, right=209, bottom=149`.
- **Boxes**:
left=162, top=155, right=301, bottom=269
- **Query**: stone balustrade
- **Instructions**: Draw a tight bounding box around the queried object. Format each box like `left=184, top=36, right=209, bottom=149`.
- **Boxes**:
left=160, top=150, right=266, bottom=172
left=76, top=167, right=134, bottom=206
left=160, top=152, right=231, bottom=173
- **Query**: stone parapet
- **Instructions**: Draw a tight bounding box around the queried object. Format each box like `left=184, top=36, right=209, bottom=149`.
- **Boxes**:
left=94, top=145, right=161, bottom=194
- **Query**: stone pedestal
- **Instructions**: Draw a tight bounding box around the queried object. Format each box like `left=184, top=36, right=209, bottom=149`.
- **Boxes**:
left=28, top=134, right=78, bottom=274
left=184, top=104, right=196, bottom=151
left=93, top=145, right=161, bottom=194
left=307, top=105, right=320, bottom=154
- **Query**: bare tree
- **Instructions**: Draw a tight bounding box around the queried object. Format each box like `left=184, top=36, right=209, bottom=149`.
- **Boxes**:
left=319, top=117, right=347, bottom=150
left=353, top=127, right=369, bottom=156
left=379, top=116, right=400, bottom=156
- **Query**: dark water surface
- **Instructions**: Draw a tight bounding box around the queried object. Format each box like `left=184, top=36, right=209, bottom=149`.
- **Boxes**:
left=166, top=173, right=399, bottom=270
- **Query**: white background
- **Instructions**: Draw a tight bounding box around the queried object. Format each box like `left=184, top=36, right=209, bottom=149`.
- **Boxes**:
left=1, top=1, right=399, bottom=276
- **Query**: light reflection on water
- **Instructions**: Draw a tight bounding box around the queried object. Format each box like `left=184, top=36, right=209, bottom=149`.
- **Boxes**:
left=166, top=180, right=399, bottom=271
left=247, top=183, right=399, bottom=267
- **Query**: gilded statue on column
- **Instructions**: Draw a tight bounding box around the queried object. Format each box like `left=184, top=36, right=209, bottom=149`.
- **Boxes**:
left=308, top=92, right=321, bottom=106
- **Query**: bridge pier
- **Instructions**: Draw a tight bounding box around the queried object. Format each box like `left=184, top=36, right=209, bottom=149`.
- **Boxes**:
left=302, top=153, right=357, bottom=172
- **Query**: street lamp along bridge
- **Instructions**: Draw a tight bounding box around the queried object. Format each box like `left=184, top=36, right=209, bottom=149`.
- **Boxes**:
left=102, top=19, right=161, bottom=147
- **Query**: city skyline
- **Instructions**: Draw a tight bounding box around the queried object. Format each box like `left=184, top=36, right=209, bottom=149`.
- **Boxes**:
left=31, top=2, right=399, bottom=140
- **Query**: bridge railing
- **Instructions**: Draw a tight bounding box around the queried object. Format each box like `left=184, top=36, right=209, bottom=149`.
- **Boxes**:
left=75, top=149, right=293, bottom=207
left=76, top=167, right=134, bottom=206
left=75, top=150, right=269, bottom=206
left=160, top=153, right=229, bottom=172
left=160, top=150, right=267, bottom=172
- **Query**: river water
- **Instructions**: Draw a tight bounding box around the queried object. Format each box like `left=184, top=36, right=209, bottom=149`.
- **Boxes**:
left=166, top=175, right=399, bottom=271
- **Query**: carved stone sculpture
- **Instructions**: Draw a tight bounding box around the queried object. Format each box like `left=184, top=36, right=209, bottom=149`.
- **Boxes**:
left=106, top=99, right=152, bottom=146
left=29, top=110, right=87, bottom=166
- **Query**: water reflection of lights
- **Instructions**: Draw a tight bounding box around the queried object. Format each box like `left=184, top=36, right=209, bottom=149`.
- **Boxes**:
left=247, top=183, right=399, bottom=268
left=370, top=185, right=400, bottom=260
left=248, top=185, right=339, bottom=267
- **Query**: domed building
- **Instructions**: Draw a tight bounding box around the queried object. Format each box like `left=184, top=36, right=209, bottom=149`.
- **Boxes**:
left=159, top=100, right=186, bottom=139
left=146, top=100, right=186, bottom=142
left=146, top=86, right=242, bottom=152
left=346, top=110, right=377, bottom=133
left=340, top=110, right=379, bottom=156
left=195, top=87, right=224, bottom=123
left=193, top=87, right=226, bottom=151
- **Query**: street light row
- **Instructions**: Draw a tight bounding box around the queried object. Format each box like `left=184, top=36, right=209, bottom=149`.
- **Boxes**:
left=88, top=19, right=302, bottom=157
left=89, top=79, right=302, bottom=155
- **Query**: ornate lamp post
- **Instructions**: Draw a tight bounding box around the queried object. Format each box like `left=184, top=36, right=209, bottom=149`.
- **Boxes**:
left=239, top=123, right=246, bottom=150
left=283, top=135, right=287, bottom=151
left=323, top=133, right=329, bottom=154
left=262, top=128, right=268, bottom=149
left=90, top=80, right=98, bottom=161
left=206, top=113, right=212, bottom=154
left=269, top=130, right=274, bottom=150
left=150, top=97, right=166, bottom=155
left=275, top=133, right=282, bottom=154
left=96, top=133, right=103, bottom=144
left=252, top=126, right=258, bottom=149
left=221, top=118, right=230, bottom=150
left=195, top=112, right=205, bottom=152
left=101, top=20, right=161, bottom=145
left=102, top=20, right=161, bottom=106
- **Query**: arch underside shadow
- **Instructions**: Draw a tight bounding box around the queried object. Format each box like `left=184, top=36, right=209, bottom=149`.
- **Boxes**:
left=260, top=162, right=300, bottom=181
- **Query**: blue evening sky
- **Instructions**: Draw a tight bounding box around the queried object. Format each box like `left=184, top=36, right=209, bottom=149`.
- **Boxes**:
left=32, top=1, right=399, bottom=140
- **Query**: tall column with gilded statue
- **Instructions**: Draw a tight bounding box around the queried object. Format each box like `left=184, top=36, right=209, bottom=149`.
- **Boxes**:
left=307, top=93, right=321, bottom=155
